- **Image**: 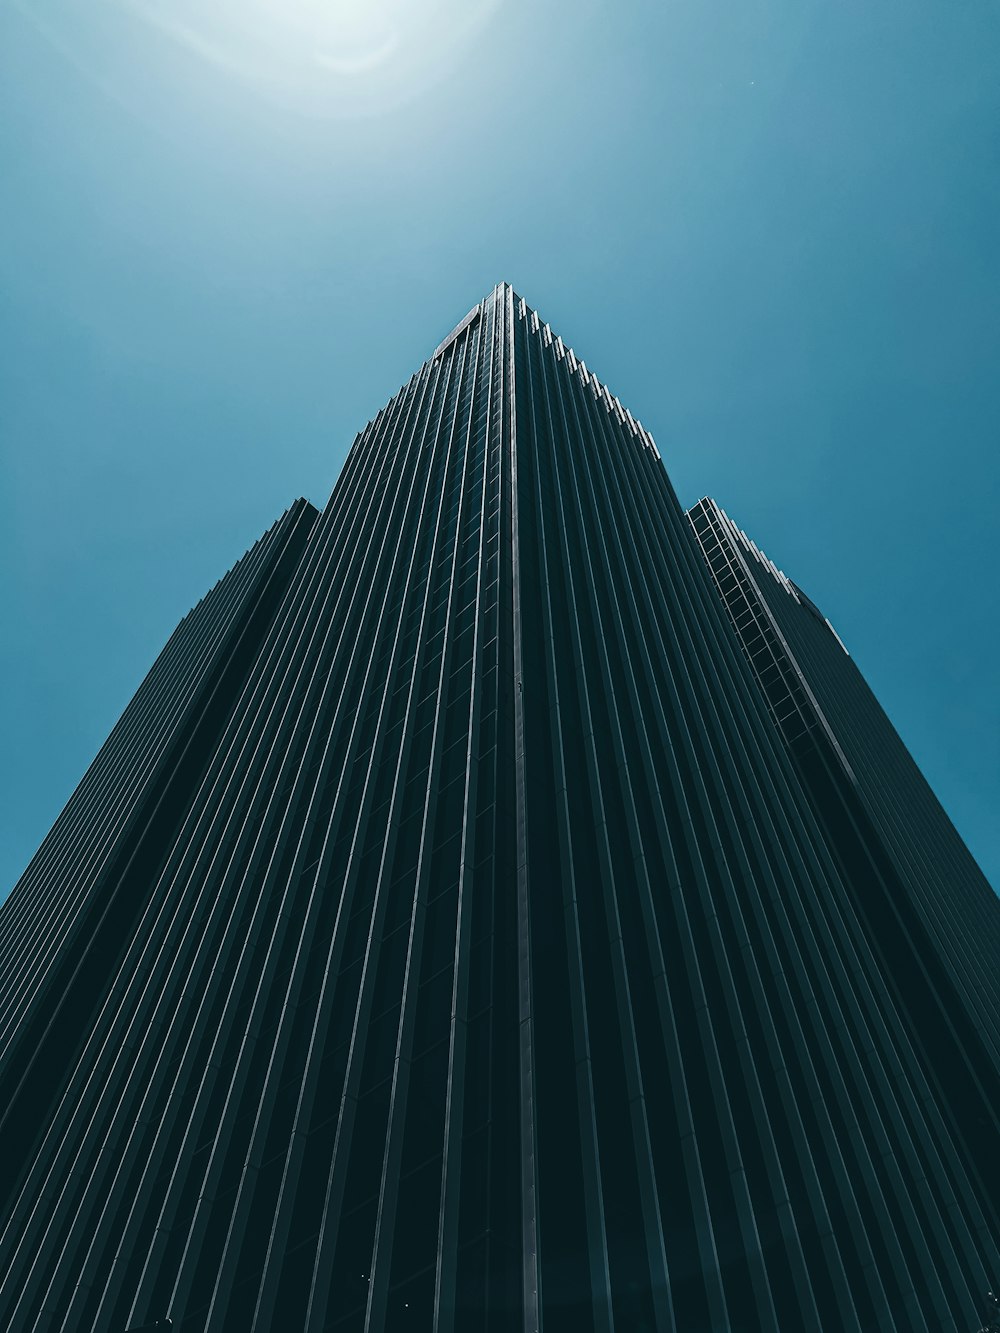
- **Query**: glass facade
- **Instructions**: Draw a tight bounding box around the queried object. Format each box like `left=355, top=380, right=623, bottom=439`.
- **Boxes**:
left=687, top=495, right=1000, bottom=1288
left=0, top=286, right=996, bottom=1332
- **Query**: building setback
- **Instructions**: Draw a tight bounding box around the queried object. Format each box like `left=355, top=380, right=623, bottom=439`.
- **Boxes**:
left=686, top=497, right=1000, bottom=1241
left=0, top=284, right=997, bottom=1332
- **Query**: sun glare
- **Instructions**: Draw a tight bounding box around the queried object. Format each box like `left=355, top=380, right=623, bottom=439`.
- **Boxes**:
left=121, top=0, right=501, bottom=116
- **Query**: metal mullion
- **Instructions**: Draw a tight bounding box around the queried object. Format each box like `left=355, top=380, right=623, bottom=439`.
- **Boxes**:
left=1, top=559, right=313, bottom=1258
left=132, top=347, right=439, bottom=1329
left=166, top=363, right=445, bottom=1333
left=0, top=508, right=318, bottom=1259
left=299, top=342, right=473, bottom=1333
left=657, top=494, right=879, bottom=977
left=508, top=296, right=542, bottom=1333
left=615, top=464, right=813, bottom=824
left=667, top=516, right=973, bottom=1317
left=896, top=792, right=999, bottom=982
left=555, top=360, right=723, bottom=1333
left=607, top=429, right=903, bottom=1325
left=719, top=690, right=995, bottom=1314
left=6, top=731, right=274, bottom=1327
left=698, top=514, right=998, bottom=1303
left=521, top=318, right=614, bottom=1332
left=0, top=576, right=276, bottom=1041
left=658, top=490, right=869, bottom=1311
left=693, top=503, right=848, bottom=767
left=576, top=380, right=831, bottom=1329
left=23, top=514, right=352, bottom=1327
left=581, top=394, right=851, bottom=1326
left=5, top=872, right=223, bottom=1333
left=1, top=526, right=272, bottom=910
left=848, top=744, right=1000, bottom=1054
left=693, top=515, right=855, bottom=794
left=23, top=421, right=389, bottom=1327
left=1, top=595, right=207, bottom=935
left=841, top=704, right=1000, bottom=1039
left=212, top=337, right=476, bottom=1330
left=0, top=714, right=262, bottom=1317
left=780, top=900, right=975, bottom=1322
left=362, top=297, right=491, bottom=1333
left=118, top=363, right=437, bottom=1328
left=14, top=490, right=329, bottom=917
left=432, top=286, right=506, bottom=1333
left=602, top=434, right=890, bottom=1322
left=0, top=586, right=237, bottom=1016
left=0, top=516, right=283, bottom=938
left=0, top=498, right=329, bottom=1258
left=91, top=409, right=404, bottom=1328
left=678, top=512, right=888, bottom=937
left=591, top=437, right=836, bottom=1328
left=808, top=961, right=990, bottom=1316
left=751, top=552, right=997, bottom=989
left=0, top=524, right=292, bottom=1042
left=610, top=462, right=838, bottom=994
left=623, top=479, right=809, bottom=883
left=78, top=418, right=394, bottom=1333
left=692, top=514, right=803, bottom=743
left=539, top=339, right=678, bottom=1330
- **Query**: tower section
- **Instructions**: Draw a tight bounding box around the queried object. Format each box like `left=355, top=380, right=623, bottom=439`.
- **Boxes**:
left=688, top=494, right=1000, bottom=1261
left=509, top=295, right=998, bottom=1332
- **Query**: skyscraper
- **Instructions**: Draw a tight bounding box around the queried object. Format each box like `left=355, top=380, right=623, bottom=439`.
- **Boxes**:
left=686, top=497, right=1000, bottom=1237
left=1, top=284, right=996, bottom=1332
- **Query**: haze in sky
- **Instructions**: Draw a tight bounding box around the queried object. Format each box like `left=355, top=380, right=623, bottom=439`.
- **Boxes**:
left=1, top=0, right=998, bottom=895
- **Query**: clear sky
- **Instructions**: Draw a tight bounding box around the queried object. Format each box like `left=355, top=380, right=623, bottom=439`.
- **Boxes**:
left=2, top=0, right=998, bottom=898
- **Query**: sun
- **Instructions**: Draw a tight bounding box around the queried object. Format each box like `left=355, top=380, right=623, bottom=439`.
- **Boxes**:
left=119, top=0, right=501, bottom=117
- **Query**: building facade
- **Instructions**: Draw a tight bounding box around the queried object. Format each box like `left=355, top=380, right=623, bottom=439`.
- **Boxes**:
left=0, top=285, right=997, bottom=1332
left=686, top=496, right=1000, bottom=1252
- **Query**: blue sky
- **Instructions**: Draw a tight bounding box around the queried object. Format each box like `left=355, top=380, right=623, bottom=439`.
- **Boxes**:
left=2, top=0, right=998, bottom=896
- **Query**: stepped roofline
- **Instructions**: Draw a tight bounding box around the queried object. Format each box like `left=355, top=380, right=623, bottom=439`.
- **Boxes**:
left=689, top=496, right=849, bottom=653
left=433, top=283, right=660, bottom=456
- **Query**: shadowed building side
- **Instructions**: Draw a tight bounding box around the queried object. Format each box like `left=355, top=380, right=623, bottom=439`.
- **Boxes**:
left=688, top=494, right=1000, bottom=1248
left=0, top=498, right=318, bottom=1219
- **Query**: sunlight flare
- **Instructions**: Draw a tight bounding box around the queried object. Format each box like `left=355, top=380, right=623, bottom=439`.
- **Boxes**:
left=119, top=0, right=501, bottom=115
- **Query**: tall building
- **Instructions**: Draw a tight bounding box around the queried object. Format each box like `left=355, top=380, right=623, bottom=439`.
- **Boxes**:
left=0, top=284, right=996, bottom=1333
left=686, top=498, right=1000, bottom=1223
